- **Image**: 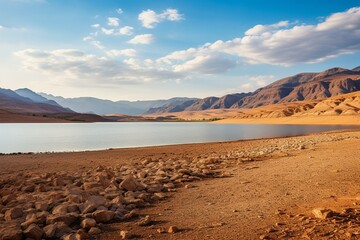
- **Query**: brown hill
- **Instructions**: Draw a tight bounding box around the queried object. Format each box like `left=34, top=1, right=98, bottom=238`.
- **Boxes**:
left=0, top=88, right=112, bottom=122
left=0, top=88, right=73, bottom=114
left=145, top=66, right=360, bottom=114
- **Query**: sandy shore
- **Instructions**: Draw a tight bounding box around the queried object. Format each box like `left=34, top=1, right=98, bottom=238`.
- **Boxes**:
left=0, top=130, right=359, bottom=239
left=215, top=115, right=360, bottom=125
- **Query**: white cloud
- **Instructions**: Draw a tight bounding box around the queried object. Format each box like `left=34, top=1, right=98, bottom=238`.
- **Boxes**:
left=91, top=24, right=100, bottom=28
left=158, top=7, right=360, bottom=73
left=119, top=26, right=133, bottom=35
left=107, top=17, right=120, bottom=27
left=107, top=49, right=137, bottom=57
left=0, top=25, right=4, bottom=30
left=249, top=75, right=275, bottom=87
left=83, top=36, right=104, bottom=49
left=101, top=27, right=115, bottom=35
left=173, top=54, right=237, bottom=74
left=138, top=8, right=183, bottom=28
left=116, top=8, right=123, bottom=14
left=15, top=49, right=182, bottom=85
left=128, top=34, right=154, bottom=44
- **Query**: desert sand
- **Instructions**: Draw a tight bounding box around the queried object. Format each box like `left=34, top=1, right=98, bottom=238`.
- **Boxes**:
left=0, top=130, right=359, bottom=239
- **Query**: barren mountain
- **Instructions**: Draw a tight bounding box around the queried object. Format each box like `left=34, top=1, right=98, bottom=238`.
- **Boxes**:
left=147, top=66, right=360, bottom=114
left=0, top=88, right=112, bottom=122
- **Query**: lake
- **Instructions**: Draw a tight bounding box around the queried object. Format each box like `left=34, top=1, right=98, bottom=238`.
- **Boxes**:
left=0, top=122, right=358, bottom=153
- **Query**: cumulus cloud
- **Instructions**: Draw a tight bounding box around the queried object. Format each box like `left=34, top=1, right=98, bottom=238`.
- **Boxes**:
left=107, top=17, right=120, bottom=27
left=159, top=7, right=360, bottom=74
left=83, top=36, right=104, bottom=49
left=106, top=49, right=137, bottom=57
left=138, top=8, right=183, bottom=28
left=249, top=75, right=275, bottom=87
left=119, top=26, right=133, bottom=35
left=15, top=49, right=182, bottom=85
left=128, top=34, right=154, bottom=44
left=173, top=54, right=237, bottom=74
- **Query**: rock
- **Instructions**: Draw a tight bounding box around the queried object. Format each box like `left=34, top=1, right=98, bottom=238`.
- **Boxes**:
left=20, top=214, right=38, bottom=229
left=168, top=226, right=179, bottom=233
left=153, top=192, right=167, bottom=200
left=120, top=230, right=133, bottom=239
left=43, top=222, right=72, bottom=239
left=0, top=224, right=23, bottom=240
left=2, top=194, right=16, bottom=205
left=120, top=176, right=145, bottom=191
left=81, top=218, right=96, bottom=229
left=138, top=215, right=152, bottom=226
left=23, top=224, right=44, bottom=240
left=52, top=204, right=69, bottom=214
left=21, top=185, right=35, bottom=192
left=312, top=208, right=334, bottom=219
left=5, top=207, right=23, bottom=221
left=46, top=213, right=79, bottom=226
left=92, top=210, right=114, bottom=223
left=123, top=209, right=139, bottom=220
left=63, top=233, right=82, bottom=240
left=88, top=227, right=102, bottom=235
left=157, top=227, right=166, bottom=233
left=83, top=182, right=102, bottom=191
left=35, top=202, right=49, bottom=211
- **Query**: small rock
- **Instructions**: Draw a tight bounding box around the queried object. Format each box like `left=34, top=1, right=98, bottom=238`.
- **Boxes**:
left=5, top=207, right=23, bottom=221
left=63, top=233, right=82, bottom=240
left=35, top=202, right=49, bottom=211
left=168, top=226, right=179, bottom=233
left=92, top=210, right=114, bottom=223
left=81, top=218, right=97, bottom=229
left=138, top=215, right=152, bottom=226
left=0, top=223, right=23, bottom=240
left=88, top=227, right=102, bottom=235
left=120, top=230, right=132, bottom=239
left=312, top=208, right=334, bottom=219
left=157, top=227, right=166, bottom=233
left=120, top=176, right=145, bottom=191
left=23, top=224, right=44, bottom=240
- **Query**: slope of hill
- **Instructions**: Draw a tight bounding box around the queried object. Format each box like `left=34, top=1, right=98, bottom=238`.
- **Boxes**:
left=39, top=93, right=198, bottom=115
left=147, top=66, right=360, bottom=114
left=147, top=92, right=360, bottom=124
left=0, top=88, right=112, bottom=123
left=0, top=88, right=74, bottom=114
left=15, top=88, right=62, bottom=107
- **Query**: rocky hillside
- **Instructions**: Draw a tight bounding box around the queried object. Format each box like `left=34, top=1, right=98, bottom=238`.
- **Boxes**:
left=0, top=88, right=74, bottom=114
left=146, top=66, right=360, bottom=114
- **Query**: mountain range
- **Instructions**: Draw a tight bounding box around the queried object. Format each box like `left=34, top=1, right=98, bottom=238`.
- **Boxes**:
left=37, top=93, right=198, bottom=116
left=1, top=65, right=359, bottom=122
left=145, top=66, right=360, bottom=114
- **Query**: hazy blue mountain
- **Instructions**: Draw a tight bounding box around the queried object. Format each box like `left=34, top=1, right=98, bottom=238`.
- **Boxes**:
left=39, top=93, right=198, bottom=115
left=15, top=88, right=62, bottom=107
left=0, top=88, right=74, bottom=114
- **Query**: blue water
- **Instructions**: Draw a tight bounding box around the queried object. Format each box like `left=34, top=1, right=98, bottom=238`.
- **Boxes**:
left=0, top=122, right=358, bottom=153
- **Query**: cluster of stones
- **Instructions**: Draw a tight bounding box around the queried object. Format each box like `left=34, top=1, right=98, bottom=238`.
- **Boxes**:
left=260, top=207, right=360, bottom=239
left=0, top=157, right=224, bottom=239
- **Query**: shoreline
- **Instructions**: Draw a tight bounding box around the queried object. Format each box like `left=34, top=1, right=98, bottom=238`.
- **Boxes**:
left=1, top=130, right=359, bottom=239
left=214, top=115, right=360, bottom=125
left=1, top=128, right=360, bottom=155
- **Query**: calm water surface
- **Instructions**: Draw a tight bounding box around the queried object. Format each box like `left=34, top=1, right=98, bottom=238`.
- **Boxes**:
left=0, top=122, right=358, bottom=153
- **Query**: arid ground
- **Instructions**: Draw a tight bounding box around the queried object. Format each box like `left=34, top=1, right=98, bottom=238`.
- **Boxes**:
left=0, top=129, right=359, bottom=239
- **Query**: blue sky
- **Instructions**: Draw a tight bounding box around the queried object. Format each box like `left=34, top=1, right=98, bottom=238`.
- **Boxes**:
left=0, top=0, right=359, bottom=100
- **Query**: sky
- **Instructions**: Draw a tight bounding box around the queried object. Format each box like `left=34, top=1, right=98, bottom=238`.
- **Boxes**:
left=0, top=0, right=359, bottom=101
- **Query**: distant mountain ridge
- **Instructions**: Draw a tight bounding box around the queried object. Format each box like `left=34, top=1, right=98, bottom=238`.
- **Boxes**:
left=0, top=88, right=74, bottom=114
left=145, top=66, right=360, bottom=114
left=39, top=93, right=198, bottom=115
